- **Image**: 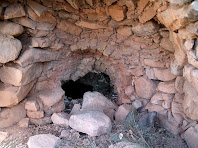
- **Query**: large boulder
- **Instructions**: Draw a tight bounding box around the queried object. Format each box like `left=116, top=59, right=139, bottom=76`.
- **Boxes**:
left=0, top=22, right=23, bottom=37
left=135, top=77, right=156, bottom=99
left=0, top=34, right=22, bottom=63
left=27, top=134, right=60, bottom=148
left=82, top=91, right=117, bottom=111
left=69, top=110, right=112, bottom=136
left=0, top=104, right=26, bottom=128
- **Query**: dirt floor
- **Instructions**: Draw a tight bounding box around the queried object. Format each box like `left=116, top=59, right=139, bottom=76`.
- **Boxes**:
left=0, top=112, right=188, bottom=148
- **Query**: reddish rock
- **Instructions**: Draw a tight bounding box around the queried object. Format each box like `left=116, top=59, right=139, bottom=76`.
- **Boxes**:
left=135, top=77, right=156, bottom=99
left=58, top=20, right=82, bottom=35
left=0, top=21, right=23, bottom=37
left=31, top=37, right=51, bottom=48
left=25, top=100, right=40, bottom=112
left=157, top=81, right=176, bottom=94
left=175, top=76, right=185, bottom=94
left=160, top=37, right=174, bottom=52
left=0, top=80, right=36, bottom=107
left=115, top=104, right=132, bottom=123
left=109, top=4, right=127, bottom=21
left=144, top=59, right=165, bottom=68
left=75, top=20, right=106, bottom=29
left=27, top=111, right=44, bottom=119
left=4, top=4, right=25, bottom=19
left=117, top=26, right=132, bottom=37
left=18, top=118, right=29, bottom=128
left=132, top=21, right=159, bottom=36
left=27, top=0, right=47, bottom=17
left=153, top=68, right=176, bottom=81
left=12, top=17, right=37, bottom=29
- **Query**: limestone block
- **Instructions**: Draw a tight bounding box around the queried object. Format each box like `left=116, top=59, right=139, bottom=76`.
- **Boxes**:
left=157, top=81, right=176, bottom=94
left=0, top=80, right=36, bottom=107
left=0, top=63, right=42, bottom=86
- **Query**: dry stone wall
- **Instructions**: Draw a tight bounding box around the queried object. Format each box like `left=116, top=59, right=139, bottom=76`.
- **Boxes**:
left=0, top=0, right=198, bottom=140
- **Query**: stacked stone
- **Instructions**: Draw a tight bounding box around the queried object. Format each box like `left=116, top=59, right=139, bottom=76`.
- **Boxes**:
left=0, top=1, right=197, bottom=147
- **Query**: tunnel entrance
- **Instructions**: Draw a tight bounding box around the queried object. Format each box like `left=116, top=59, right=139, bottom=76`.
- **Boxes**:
left=61, top=71, right=117, bottom=113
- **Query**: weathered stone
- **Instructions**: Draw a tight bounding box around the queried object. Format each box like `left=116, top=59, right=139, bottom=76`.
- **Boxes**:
left=184, top=126, right=198, bottom=148
left=0, top=22, right=23, bottom=37
left=145, top=103, right=165, bottom=113
left=160, top=37, right=174, bottom=52
left=31, top=37, right=51, bottom=48
left=183, top=80, right=198, bottom=120
left=151, top=92, right=173, bottom=105
left=25, top=100, right=40, bottom=112
left=157, top=81, right=176, bottom=94
left=53, top=1, right=76, bottom=13
left=0, top=80, right=36, bottom=107
left=51, top=99, right=65, bottom=113
left=117, top=26, right=132, bottom=37
left=0, top=63, right=42, bottom=86
left=27, top=134, right=60, bottom=148
left=132, top=21, right=159, bottom=37
left=175, top=76, right=185, bottom=94
left=39, top=87, right=65, bottom=107
left=70, top=104, right=81, bottom=115
left=0, top=131, right=9, bottom=143
left=104, top=0, right=117, bottom=6
left=51, top=112, right=69, bottom=126
left=82, top=91, right=117, bottom=111
left=4, top=4, right=25, bottom=19
left=0, top=104, right=26, bottom=128
left=115, top=104, right=132, bottom=123
left=15, top=48, right=59, bottom=67
left=0, top=34, right=22, bottom=63
left=132, top=100, right=143, bottom=109
left=69, top=110, right=112, bottom=136
left=58, top=20, right=82, bottom=35
left=169, top=0, right=192, bottom=6
left=171, top=101, right=184, bottom=124
left=103, top=108, right=115, bottom=121
left=144, top=59, right=165, bottom=68
left=27, top=0, right=47, bottom=17
left=135, top=77, right=156, bottom=99
left=183, top=64, right=198, bottom=92
left=108, top=4, right=127, bottom=21
left=29, top=117, right=52, bottom=126
left=153, top=68, right=176, bottom=81
left=158, top=114, right=182, bottom=135
left=170, top=59, right=183, bottom=76
left=145, top=68, right=157, bottom=80
left=137, top=0, right=149, bottom=14
left=18, top=118, right=29, bottom=128
left=125, top=86, right=134, bottom=96
left=27, top=111, right=44, bottom=119
left=66, top=0, right=80, bottom=9
left=157, top=3, right=198, bottom=31
left=12, top=17, right=37, bottom=29
left=75, top=20, right=106, bottom=29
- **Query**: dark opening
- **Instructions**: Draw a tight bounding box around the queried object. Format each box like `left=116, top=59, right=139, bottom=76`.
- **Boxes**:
left=61, top=71, right=117, bottom=113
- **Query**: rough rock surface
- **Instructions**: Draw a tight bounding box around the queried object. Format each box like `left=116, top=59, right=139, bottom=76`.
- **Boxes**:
left=51, top=112, right=69, bottom=126
left=0, top=104, right=26, bottom=128
left=69, top=110, right=112, bottom=136
left=0, top=34, right=22, bottom=63
left=82, top=91, right=117, bottom=111
left=27, top=134, right=60, bottom=148
left=0, top=22, right=23, bottom=37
